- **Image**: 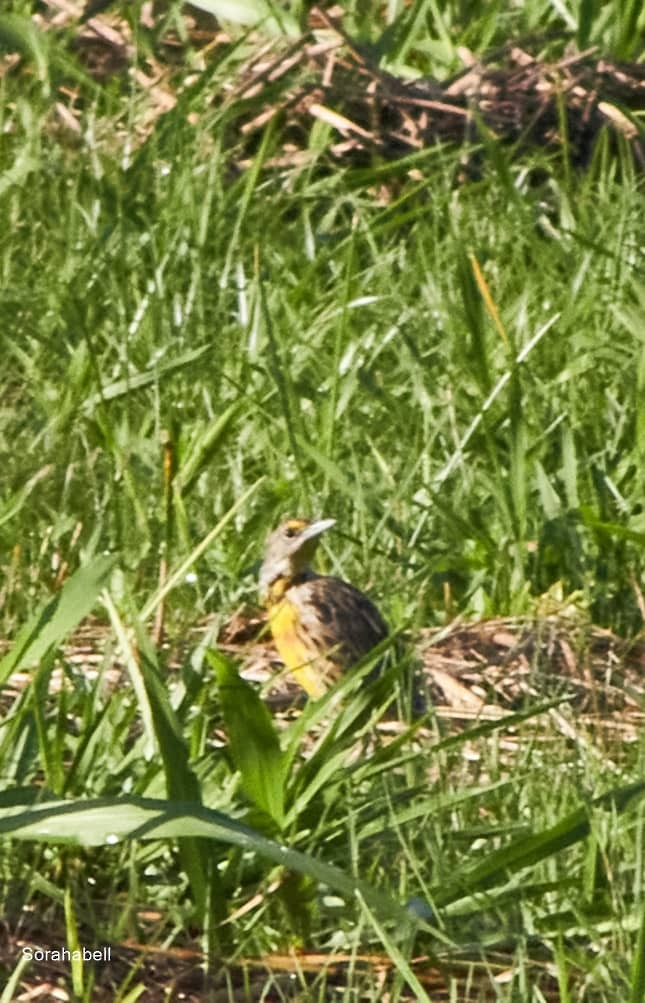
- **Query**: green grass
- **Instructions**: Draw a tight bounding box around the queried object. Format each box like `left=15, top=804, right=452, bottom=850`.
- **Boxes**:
left=0, top=1, right=644, bottom=999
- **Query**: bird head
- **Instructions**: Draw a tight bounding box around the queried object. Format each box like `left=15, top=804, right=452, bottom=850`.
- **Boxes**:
left=259, top=517, right=335, bottom=598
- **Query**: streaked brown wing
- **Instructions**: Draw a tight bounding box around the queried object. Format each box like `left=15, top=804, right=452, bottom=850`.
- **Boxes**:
left=291, top=575, right=388, bottom=669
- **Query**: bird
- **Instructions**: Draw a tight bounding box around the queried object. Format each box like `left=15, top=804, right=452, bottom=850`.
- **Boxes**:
left=259, top=517, right=388, bottom=699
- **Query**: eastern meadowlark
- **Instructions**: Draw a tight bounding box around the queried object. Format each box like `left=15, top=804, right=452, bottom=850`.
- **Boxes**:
left=259, top=518, right=388, bottom=699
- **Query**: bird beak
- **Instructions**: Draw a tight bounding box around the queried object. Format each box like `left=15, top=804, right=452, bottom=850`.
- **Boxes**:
left=298, top=517, right=336, bottom=544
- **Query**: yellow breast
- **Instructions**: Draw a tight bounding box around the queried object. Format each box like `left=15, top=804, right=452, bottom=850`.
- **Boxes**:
left=268, top=597, right=328, bottom=699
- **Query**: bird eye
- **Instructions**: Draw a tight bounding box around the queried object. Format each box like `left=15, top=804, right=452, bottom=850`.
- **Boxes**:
left=284, top=526, right=296, bottom=538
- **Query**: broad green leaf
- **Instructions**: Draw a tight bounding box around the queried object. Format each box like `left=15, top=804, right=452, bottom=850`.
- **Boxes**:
left=0, top=555, right=118, bottom=685
left=209, top=650, right=286, bottom=826
left=0, top=794, right=420, bottom=927
left=102, top=594, right=209, bottom=917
